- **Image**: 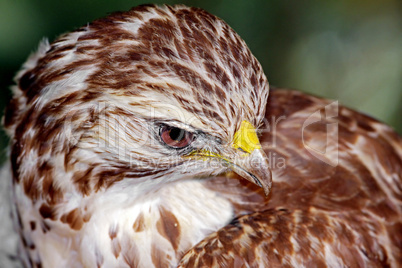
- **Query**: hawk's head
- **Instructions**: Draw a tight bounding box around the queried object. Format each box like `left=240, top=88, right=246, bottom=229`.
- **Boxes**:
left=5, top=5, right=271, bottom=206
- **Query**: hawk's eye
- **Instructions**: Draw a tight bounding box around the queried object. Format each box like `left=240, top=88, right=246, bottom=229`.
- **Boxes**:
left=160, top=125, right=194, bottom=149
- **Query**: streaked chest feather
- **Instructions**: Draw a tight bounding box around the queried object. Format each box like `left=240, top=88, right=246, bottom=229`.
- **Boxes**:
left=23, top=180, right=234, bottom=268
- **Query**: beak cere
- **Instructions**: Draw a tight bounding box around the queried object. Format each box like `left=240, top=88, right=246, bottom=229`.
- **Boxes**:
left=229, top=120, right=272, bottom=196
left=232, top=120, right=262, bottom=153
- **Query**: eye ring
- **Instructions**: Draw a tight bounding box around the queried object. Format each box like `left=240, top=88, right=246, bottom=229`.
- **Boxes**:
left=159, top=125, right=195, bottom=149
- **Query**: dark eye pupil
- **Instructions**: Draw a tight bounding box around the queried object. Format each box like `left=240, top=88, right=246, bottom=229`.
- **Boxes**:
left=159, top=125, right=194, bottom=149
left=169, top=127, right=184, bottom=141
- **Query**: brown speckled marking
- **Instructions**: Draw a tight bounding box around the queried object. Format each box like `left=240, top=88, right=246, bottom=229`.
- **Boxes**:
left=132, top=212, right=145, bottom=232
left=60, top=208, right=84, bottom=230
left=109, top=224, right=118, bottom=239
left=95, top=246, right=104, bottom=268
left=111, top=239, right=122, bottom=259
left=151, top=243, right=173, bottom=268
left=108, top=224, right=122, bottom=259
left=156, top=207, right=181, bottom=251
left=29, top=221, right=36, bottom=231
left=39, top=204, right=56, bottom=220
left=121, top=234, right=140, bottom=268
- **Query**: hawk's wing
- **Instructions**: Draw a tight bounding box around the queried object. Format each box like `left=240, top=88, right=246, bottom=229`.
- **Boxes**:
left=178, top=88, right=402, bottom=267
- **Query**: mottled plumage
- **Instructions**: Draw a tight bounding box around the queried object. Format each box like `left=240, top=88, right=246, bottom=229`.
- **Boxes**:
left=0, top=4, right=401, bottom=268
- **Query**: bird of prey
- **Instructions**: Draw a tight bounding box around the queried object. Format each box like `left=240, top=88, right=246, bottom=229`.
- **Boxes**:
left=0, top=4, right=401, bottom=268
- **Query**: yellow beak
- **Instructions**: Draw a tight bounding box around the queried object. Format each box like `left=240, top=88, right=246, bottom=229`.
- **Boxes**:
left=233, top=120, right=262, bottom=153
left=229, top=120, right=272, bottom=195
left=188, top=120, right=272, bottom=196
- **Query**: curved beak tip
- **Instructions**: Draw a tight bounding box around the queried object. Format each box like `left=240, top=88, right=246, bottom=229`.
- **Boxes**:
left=261, top=175, right=272, bottom=196
left=253, top=163, right=272, bottom=196
left=229, top=148, right=273, bottom=197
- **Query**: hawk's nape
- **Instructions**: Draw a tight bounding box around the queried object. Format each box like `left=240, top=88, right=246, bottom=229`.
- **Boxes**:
left=0, top=4, right=401, bottom=268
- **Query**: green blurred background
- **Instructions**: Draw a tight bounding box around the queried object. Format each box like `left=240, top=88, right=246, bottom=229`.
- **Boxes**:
left=0, top=0, right=401, bottom=162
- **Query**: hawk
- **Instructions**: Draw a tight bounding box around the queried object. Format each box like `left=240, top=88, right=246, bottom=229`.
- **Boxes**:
left=0, top=4, right=401, bottom=268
